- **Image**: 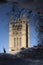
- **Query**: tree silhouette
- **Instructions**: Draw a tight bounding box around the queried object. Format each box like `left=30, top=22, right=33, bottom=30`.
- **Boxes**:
left=3, top=48, right=6, bottom=53
left=37, top=12, right=43, bottom=46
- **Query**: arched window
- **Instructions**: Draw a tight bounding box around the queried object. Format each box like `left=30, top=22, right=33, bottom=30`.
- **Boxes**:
left=14, top=38, right=16, bottom=48
left=20, top=38, right=21, bottom=47
left=17, top=38, right=18, bottom=47
left=17, top=38, right=21, bottom=48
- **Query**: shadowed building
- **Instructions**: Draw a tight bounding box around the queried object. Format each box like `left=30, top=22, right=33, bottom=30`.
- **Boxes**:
left=9, top=15, right=30, bottom=54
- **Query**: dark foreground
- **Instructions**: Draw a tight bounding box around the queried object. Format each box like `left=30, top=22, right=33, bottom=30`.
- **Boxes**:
left=0, top=53, right=43, bottom=65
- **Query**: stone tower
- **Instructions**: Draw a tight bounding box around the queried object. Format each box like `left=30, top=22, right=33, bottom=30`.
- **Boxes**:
left=9, top=15, right=30, bottom=54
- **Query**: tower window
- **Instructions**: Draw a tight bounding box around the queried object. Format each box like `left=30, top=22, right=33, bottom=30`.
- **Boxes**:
left=17, top=38, right=21, bottom=48
left=14, top=38, right=16, bottom=48
left=11, top=49, right=14, bottom=51
left=17, top=38, right=18, bottom=47
left=20, top=38, right=21, bottom=47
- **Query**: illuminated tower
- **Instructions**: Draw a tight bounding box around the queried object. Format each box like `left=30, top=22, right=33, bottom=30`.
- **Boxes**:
left=9, top=15, right=30, bottom=54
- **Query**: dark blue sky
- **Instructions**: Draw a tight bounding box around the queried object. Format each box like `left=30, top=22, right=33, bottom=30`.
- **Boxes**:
left=0, top=4, right=38, bottom=53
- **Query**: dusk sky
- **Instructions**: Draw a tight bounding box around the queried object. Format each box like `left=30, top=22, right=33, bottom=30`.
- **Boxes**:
left=0, top=4, right=12, bottom=53
left=0, top=1, right=41, bottom=53
left=0, top=4, right=38, bottom=53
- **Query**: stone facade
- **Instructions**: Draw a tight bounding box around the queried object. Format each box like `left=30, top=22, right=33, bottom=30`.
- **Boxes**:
left=9, top=15, right=30, bottom=54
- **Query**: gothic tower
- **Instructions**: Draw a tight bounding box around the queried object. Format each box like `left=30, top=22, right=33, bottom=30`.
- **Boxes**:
left=9, top=15, right=30, bottom=54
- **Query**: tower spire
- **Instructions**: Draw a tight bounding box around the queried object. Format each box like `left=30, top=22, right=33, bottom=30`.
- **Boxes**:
left=10, top=15, right=13, bottom=24
left=22, top=14, right=27, bottom=22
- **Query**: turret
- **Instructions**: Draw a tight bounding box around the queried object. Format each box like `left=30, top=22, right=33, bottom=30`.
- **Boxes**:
left=9, top=15, right=14, bottom=54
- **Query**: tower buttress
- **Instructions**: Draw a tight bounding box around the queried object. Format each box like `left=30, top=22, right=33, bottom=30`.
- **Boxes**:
left=28, top=21, right=30, bottom=47
left=9, top=16, right=14, bottom=53
left=21, top=15, right=27, bottom=48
